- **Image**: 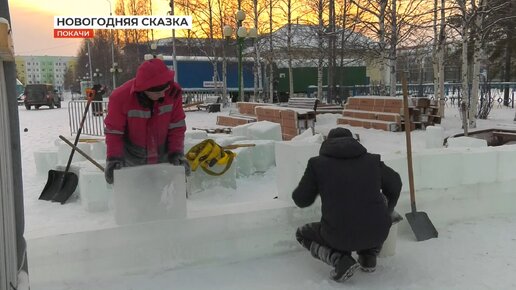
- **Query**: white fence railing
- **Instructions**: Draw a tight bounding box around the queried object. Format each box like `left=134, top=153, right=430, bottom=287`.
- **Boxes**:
left=68, top=100, right=109, bottom=137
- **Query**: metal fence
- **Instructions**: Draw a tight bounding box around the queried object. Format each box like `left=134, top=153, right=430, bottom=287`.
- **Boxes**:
left=68, top=100, right=109, bottom=137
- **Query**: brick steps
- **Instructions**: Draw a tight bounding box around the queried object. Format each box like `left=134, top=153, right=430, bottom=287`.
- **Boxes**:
left=342, top=109, right=401, bottom=123
left=337, top=116, right=399, bottom=132
left=216, top=115, right=256, bottom=127
left=339, top=96, right=440, bottom=131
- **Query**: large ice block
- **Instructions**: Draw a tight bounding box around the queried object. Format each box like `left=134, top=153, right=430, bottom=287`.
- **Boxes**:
left=460, top=147, right=497, bottom=185
left=275, top=141, right=320, bottom=202
left=33, top=151, right=58, bottom=177
left=212, top=135, right=248, bottom=147
left=231, top=123, right=254, bottom=138
left=185, top=130, right=208, bottom=140
left=188, top=162, right=237, bottom=194
left=233, top=146, right=254, bottom=178
left=415, top=149, right=462, bottom=189
left=113, top=164, right=187, bottom=225
left=90, top=141, right=106, bottom=161
left=425, top=126, right=444, bottom=149
left=381, top=151, right=422, bottom=192
left=235, top=140, right=276, bottom=172
left=247, top=121, right=282, bottom=141
left=496, top=144, right=516, bottom=181
left=56, top=142, right=71, bottom=165
left=79, top=167, right=112, bottom=212
left=447, top=136, right=487, bottom=148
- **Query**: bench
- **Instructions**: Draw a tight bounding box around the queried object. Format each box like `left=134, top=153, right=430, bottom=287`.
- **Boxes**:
left=284, top=98, right=319, bottom=134
left=197, top=96, right=222, bottom=112
left=287, top=97, right=319, bottom=111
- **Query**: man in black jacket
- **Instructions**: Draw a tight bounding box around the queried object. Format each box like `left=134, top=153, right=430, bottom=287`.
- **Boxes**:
left=292, top=127, right=402, bottom=282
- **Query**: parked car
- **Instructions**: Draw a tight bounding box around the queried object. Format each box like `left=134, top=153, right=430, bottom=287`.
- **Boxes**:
left=23, top=84, right=61, bottom=110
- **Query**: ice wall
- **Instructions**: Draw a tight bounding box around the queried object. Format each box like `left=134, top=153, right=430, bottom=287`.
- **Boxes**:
left=27, top=144, right=516, bottom=286
left=275, top=141, right=321, bottom=203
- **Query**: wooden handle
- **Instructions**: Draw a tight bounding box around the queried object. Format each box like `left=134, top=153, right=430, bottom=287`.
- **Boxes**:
left=79, top=138, right=104, bottom=143
left=222, top=144, right=256, bottom=150
left=401, top=73, right=417, bottom=213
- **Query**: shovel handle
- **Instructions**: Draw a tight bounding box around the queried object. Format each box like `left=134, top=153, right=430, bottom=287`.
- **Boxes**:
left=64, top=96, right=94, bottom=173
left=79, top=138, right=104, bottom=143
left=222, top=144, right=255, bottom=150
left=401, top=73, right=417, bottom=213
left=59, top=135, right=105, bottom=172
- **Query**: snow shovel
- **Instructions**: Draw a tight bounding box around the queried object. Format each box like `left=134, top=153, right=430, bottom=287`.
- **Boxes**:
left=401, top=73, right=438, bottom=241
left=39, top=90, right=94, bottom=204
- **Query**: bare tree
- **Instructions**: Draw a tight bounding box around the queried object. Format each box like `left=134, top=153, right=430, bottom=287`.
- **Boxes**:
left=250, top=0, right=268, bottom=101
left=277, top=0, right=303, bottom=98
left=449, top=0, right=508, bottom=127
left=352, top=0, right=429, bottom=97
left=264, top=0, right=282, bottom=103
left=432, top=0, right=446, bottom=117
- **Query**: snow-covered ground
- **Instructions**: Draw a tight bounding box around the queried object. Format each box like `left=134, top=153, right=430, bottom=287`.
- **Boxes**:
left=19, top=93, right=516, bottom=289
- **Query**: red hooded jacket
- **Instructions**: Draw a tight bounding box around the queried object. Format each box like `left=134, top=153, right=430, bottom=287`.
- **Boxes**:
left=104, top=58, right=186, bottom=165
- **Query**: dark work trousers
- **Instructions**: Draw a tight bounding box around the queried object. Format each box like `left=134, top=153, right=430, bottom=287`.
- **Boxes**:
left=92, top=102, right=103, bottom=115
left=296, top=222, right=382, bottom=257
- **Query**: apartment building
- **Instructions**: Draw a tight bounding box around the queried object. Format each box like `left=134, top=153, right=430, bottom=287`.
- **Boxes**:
left=15, top=55, right=77, bottom=91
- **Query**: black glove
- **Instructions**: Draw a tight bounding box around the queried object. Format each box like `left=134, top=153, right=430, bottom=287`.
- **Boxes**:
left=168, top=152, right=191, bottom=176
left=105, top=157, right=124, bottom=184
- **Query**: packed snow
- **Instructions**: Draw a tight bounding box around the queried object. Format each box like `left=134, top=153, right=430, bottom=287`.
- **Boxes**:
left=19, top=93, right=516, bottom=289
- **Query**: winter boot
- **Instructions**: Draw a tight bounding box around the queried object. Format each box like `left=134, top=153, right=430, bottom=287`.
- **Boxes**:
left=309, top=242, right=342, bottom=267
left=330, top=255, right=360, bottom=282
left=358, top=254, right=377, bottom=272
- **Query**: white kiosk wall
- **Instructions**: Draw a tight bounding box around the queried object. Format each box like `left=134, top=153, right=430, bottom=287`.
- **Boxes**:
left=0, top=57, right=19, bottom=288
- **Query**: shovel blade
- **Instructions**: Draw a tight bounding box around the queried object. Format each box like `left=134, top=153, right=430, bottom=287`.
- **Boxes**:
left=39, top=170, right=78, bottom=204
left=405, top=211, right=438, bottom=241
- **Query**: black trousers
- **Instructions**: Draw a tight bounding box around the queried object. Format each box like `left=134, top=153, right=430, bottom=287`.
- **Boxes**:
left=296, top=222, right=382, bottom=257
left=92, top=102, right=103, bottom=114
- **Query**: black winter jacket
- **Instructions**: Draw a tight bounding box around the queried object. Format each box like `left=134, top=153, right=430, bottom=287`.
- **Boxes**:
left=292, top=137, right=402, bottom=251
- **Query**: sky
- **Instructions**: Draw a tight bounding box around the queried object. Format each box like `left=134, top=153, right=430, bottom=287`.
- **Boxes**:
left=8, top=0, right=171, bottom=56
left=17, top=92, right=516, bottom=289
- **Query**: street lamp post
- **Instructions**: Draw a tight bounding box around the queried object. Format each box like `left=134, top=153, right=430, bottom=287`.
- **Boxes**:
left=169, top=0, right=178, bottom=82
left=86, top=40, right=93, bottom=83
left=147, top=42, right=165, bottom=61
left=93, top=68, right=102, bottom=85
left=223, top=10, right=257, bottom=102
left=110, top=62, right=122, bottom=88
left=105, top=0, right=117, bottom=89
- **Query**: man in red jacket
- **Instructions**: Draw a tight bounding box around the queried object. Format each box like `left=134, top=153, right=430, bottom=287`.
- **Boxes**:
left=104, top=58, right=188, bottom=184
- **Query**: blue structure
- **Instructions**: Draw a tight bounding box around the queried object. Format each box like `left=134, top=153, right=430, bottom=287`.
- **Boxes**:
left=16, top=78, right=24, bottom=96
left=162, top=56, right=255, bottom=91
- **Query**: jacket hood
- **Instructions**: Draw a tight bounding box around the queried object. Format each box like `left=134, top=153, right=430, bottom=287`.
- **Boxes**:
left=319, top=137, right=367, bottom=159
left=133, top=58, right=175, bottom=92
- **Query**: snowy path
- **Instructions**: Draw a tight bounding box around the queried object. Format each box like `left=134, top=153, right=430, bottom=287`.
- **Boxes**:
left=33, top=214, right=516, bottom=290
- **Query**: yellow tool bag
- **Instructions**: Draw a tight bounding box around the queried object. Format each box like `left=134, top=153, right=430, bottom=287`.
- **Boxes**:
left=186, top=139, right=236, bottom=176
